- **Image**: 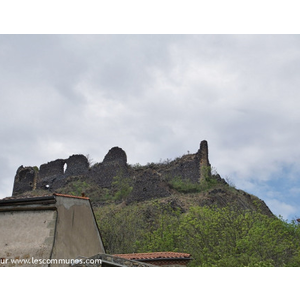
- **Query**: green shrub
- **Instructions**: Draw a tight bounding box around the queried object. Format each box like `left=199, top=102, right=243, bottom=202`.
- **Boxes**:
left=95, top=200, right=300, bottom=266
left=68, top=180, right=90, bottom=197
left=168, top=173, right=219, bottom=194
left=168, top=177, right=202, bottom=193
left=136, top=205, right=300, bottom=267
left=112, top=171, right=133, bottom=201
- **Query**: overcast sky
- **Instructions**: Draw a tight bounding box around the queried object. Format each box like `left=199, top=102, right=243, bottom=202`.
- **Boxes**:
left=1, top=34, right=300, bottom=220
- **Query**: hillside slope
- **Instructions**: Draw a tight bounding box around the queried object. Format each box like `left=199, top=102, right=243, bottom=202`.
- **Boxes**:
left=6, top=141, right=298, bottom=266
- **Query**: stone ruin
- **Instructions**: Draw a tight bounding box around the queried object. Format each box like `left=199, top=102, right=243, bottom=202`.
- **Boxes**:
left=13, top=154, right=89, bottom=195
left=12, top=141, right=212, bottom=203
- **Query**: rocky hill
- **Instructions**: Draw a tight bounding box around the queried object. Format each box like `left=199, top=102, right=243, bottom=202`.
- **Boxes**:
left=8, top=140, right=273, bottom=217
left=6, top=141, right=300, bottom=267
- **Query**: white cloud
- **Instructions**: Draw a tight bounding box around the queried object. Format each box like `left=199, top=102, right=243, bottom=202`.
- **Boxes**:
left=1, top=34, right=300, bottom=220
left=266, top=199, right=298, bottom=220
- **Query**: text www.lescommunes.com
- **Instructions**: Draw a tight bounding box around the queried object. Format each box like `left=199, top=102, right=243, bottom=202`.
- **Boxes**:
left=0, top=257, right=102, bottom=266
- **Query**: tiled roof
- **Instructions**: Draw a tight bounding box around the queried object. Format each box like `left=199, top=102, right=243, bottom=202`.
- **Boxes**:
left=1, top=193, right=90, bottom=202
left=53, top=193, right=90, bottom=200
left=114, top=252, right=191, bottom=260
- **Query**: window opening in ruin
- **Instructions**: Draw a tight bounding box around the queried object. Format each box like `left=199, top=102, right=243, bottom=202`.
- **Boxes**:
left=63, top=163, right=67, bottom=174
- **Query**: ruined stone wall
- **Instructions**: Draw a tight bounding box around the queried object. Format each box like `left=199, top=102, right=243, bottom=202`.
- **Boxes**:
left=12, top=155, right=90, bottom=195
left=12, top=166, right=38, bottom=195
left=157, top=154, right=200, bottom=183
left=129, top=169, right=171, bottom=203
left=198, top=140, right=211, bottom=182
left=12, top=141, right=211, bottom=201
left=89, top=147, right=128, bottom=188
left=65, top=155, right=89, bottom=176
left=90, top=162, right=128, bottom=188
left=37, top=159, right=65, bottom=190
left=103, top=147, right=127, bottom=166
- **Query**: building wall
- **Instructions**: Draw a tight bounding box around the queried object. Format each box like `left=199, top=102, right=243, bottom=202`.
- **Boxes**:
left=50, top=196, right=105, bottom=266
left=0, top=210, right=56, bottom=267
left=0, top=195, right=105, bottom=267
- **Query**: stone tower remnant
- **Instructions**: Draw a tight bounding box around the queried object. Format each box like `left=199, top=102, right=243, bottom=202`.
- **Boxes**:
left=12, top=166, right=38, bottom=195
left=198, top=140, right=211, bottom=182
left=103, top=147, right=127, bottom=165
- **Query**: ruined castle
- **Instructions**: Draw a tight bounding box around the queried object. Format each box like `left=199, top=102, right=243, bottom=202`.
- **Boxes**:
left=12, top=141, right=212, bottom=202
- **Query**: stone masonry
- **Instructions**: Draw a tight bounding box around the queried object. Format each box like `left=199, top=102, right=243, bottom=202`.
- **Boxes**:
left=12, top=141, right=211, bottom=202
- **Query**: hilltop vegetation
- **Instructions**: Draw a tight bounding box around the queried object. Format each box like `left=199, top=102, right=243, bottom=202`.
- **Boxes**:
left=56, top=164, right=273, bottom=215
left=94, top=199, right=300, bottom=267
left=75, top=169, right=299, bottom=267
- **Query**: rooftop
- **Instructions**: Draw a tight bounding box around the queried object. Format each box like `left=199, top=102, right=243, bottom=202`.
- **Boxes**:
left=0, top=193, right=90, bottom=204
left=114, top=252, right=191, bottom=260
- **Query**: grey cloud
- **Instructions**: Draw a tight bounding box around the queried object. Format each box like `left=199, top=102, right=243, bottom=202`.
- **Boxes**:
left=1, top=35, right=300, bottom=220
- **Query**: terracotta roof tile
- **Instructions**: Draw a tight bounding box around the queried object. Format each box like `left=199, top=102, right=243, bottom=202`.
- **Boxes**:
left=53, top=193, right=90, bottom=200
left=114, top=252, right=191, bottom=260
